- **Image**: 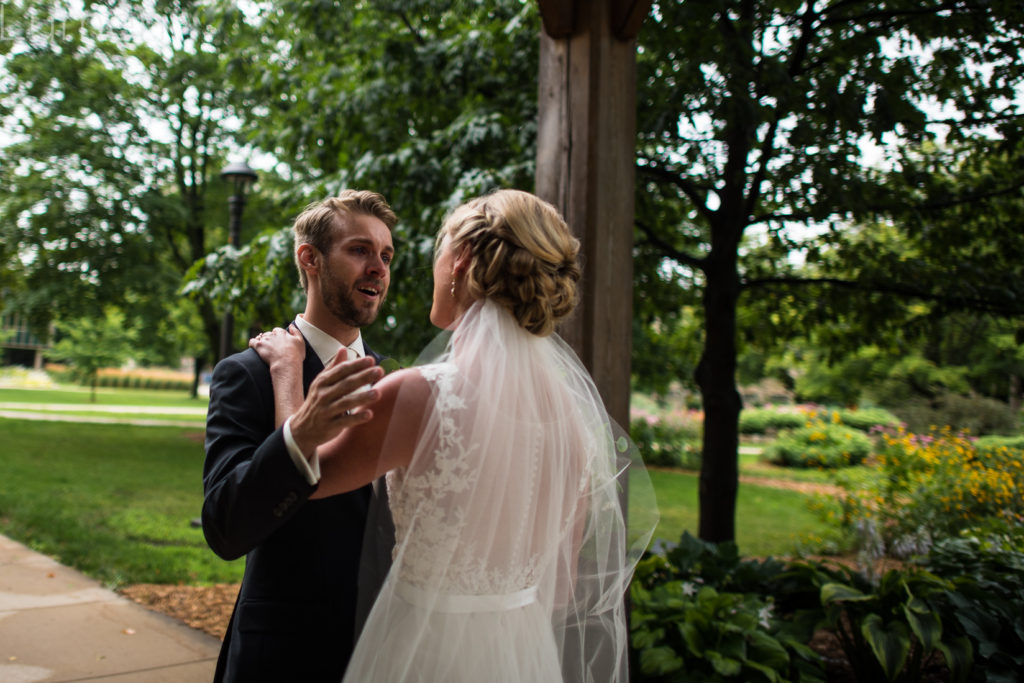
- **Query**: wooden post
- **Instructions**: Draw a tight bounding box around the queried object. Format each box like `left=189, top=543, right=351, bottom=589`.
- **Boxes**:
left=536, top=0, right=649, bottom=427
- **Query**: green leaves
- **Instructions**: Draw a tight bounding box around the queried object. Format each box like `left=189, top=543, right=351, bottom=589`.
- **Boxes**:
left=816, top=568, right=976, bottom=682
left=820, top=582, right=871, bottom=604
left=861, top=614, right=911, bottom=680
left=631, top=533, right=827, bottom=682
left=903, top=597, right=941, bottom=653
left=223, top=0, right=539, bottom=360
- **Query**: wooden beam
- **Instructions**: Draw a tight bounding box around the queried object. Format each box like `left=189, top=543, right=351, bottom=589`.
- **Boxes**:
left=537, top=0, right=574, bottom=38
left=612, top=0, right=652, bottom=40
left=535, top=0, right=642, bottom=427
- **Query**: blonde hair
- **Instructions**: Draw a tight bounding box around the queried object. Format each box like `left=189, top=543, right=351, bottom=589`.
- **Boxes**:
left=439, top=189, right=580, bottom=336
left=293, top=190, right=397, bottom=290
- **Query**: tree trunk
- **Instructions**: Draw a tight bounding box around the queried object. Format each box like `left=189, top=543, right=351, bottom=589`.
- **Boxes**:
left=197, top=300, right=224, bottom=364
left=1009, top=372, right=1021, bottom=416
left=190, top=355, right=204, bottom=400
left=695, top=246, right=742, bottom=544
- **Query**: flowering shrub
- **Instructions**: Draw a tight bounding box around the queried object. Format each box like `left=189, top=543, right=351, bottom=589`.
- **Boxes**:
left=824, top=426, right=1024, bottom=558
left=740, top=405, right=901, bottom=435
left=762, top=419, right=873, bottom=469
left=630, top=412, right=702, bottom=469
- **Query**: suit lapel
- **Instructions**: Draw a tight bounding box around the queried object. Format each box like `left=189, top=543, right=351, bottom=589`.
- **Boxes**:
left=301, top=338, right=325, bottom=392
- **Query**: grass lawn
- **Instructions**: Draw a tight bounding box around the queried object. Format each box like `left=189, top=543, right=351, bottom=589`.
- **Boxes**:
left=0, top=417, right=243, bottom=587
left=0, top=386, right=208, bottom=423
left=2, top=415, right=835, bottom=589
left=641, top=468, right=831, bottom=558
left=0, top=386, right=209, bottom=408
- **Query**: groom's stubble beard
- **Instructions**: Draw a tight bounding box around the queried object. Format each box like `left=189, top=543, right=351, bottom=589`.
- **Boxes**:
left=319, top=268, right=388, bottom=329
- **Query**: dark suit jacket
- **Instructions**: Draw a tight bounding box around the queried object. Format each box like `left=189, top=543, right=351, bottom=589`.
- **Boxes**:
left=202, top=337, right=390, bottom=682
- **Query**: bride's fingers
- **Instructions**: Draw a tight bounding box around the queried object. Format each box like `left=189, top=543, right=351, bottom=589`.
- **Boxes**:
left=248, top=330, right=270, bottom=348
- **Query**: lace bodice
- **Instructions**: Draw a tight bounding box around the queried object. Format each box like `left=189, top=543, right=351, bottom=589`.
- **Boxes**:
left=386, top=363, right=544, bottom=596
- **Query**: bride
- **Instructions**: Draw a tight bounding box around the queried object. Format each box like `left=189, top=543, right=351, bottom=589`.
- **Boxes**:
left=252, top=189, right=656, bottom=682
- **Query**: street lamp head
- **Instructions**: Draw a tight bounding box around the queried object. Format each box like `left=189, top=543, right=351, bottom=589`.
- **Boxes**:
left=220, top=160, right=258, bottom=194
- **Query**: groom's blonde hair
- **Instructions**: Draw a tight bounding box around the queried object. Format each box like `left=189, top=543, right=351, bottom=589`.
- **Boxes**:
left=292, top=190, right=397, bottom=291
left=439, top=189, right=580, bottom=337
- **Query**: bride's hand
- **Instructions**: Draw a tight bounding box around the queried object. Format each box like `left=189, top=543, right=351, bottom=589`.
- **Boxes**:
left=249, top=324, right=305, bottom=371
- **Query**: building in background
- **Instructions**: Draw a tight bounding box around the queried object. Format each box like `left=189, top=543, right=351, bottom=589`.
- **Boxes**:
left=1, top=314, right=50, bottom=369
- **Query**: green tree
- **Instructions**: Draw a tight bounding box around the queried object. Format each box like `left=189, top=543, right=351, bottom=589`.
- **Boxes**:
left=208, top=0, right=541, bottom=361
left=0, top=0, right=290, bottom=383
left=50, top=309, right=135, bottom=402
left=634, top=1, right=1024, bottom=543
left=0, top=0, right=155, bottom=334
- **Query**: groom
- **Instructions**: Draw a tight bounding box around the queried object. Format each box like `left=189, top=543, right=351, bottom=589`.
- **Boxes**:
left=202, top=191, right=397, bottom=682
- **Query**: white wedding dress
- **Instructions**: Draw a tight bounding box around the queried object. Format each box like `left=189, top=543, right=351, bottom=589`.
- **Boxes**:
left=342, top=301, right=657, bottom=683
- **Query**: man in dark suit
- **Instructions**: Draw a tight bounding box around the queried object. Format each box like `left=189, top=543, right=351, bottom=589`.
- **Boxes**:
left=202, top=191, right=397, bottom=682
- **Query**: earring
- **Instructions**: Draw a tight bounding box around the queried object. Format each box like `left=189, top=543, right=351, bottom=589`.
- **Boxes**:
left=450, top=277, right=456, bottom=297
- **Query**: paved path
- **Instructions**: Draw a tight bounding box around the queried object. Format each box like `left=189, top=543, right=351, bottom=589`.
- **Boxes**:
left=0, top=403, right=205, bottom=429
left=0, top=534, right=220, bottom=682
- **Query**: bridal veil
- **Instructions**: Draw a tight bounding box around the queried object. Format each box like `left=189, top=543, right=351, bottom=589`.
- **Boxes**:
left=345, top=300, right=658, bottom=682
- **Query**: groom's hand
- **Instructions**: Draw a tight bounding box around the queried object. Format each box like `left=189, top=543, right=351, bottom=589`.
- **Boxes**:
left=290, top=349, right=384, bottom=456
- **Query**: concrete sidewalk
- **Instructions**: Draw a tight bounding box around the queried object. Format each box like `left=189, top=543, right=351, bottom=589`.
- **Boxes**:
left=0, top=534, right=219, bottom=682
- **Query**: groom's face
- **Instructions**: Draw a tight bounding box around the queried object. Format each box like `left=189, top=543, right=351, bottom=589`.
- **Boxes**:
left=317, top=213, right=394, bottom=328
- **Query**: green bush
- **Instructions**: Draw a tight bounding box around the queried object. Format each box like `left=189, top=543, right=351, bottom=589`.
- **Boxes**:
left=833, top=406, right=902, bottom=432
left=975, top=434, right=1024, bottom=452
left=94, top=373, right=192, bottom=392
left=740, top=405, right=902, bottom=437
left=739, top=407, right=806, bottom=434
left=629, top=532, right=1008, bottom=682
left=630, top=418, right=702, bottom=470
left=814, top=567, right=972, bottom=682
left=631, top=533, right=826, bottom=682
left=921, top=526, right=1024, bottom=681
left=762, top=421, right=873, bottom=468
left=890, top=392, right=1018, bottom=436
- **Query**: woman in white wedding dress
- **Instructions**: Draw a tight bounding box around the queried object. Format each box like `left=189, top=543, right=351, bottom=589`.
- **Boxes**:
left=252, top=189, right=656, bottom=682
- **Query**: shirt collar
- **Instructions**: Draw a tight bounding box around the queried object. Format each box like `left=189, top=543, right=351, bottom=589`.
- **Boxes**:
left=293, top=316, right=365, bottom=367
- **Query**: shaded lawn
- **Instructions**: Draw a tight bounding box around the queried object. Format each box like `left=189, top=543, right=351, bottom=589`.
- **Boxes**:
left=1, top=417, right=831, bottom=589
left=0, top=418, right=242, bottom=587
left=642, top=468, right=831, bottom=558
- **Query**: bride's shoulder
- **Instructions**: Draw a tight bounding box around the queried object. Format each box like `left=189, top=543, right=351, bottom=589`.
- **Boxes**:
left=415, top=362, right=457, bottom=384
left=374, top=363, right=452, bottom=401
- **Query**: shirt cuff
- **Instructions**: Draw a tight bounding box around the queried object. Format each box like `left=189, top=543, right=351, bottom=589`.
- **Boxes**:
left=283, top=416, right=320, bottom=485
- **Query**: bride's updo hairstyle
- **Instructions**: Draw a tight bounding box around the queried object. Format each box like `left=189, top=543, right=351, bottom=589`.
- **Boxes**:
left=440, top=189, right=581, bottom=337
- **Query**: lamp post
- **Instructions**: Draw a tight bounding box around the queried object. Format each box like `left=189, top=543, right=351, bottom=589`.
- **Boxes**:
left=218, top=160, right=258, bottom=360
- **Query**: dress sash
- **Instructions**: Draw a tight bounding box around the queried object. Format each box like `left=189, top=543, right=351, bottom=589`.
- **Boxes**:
left=395, top=580, right=539, bottom=614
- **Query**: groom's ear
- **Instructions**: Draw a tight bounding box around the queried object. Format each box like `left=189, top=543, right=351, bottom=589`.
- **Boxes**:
left=297, top=243, right=319, bottom=274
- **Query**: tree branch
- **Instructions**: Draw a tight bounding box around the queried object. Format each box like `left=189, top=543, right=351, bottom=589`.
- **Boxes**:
left=635, top=219, right=706, bottom=271
left=636, top=160, right=718, bottom=224
left=742, top=275, right=1024, bottom=316
left=396, top=10, right=427, bottom=45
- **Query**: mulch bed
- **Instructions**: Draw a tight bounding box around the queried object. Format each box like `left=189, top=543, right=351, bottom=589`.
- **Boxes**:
left=119, top=583, right=238, bottom=641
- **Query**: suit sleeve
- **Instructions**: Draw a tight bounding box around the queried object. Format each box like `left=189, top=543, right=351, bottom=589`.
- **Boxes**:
left=201, top=352, right=317, bottom=560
